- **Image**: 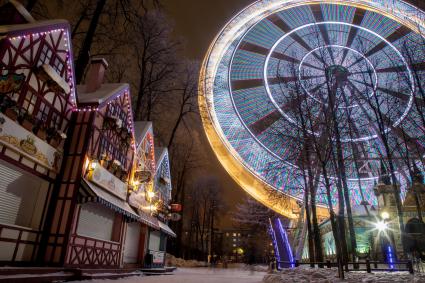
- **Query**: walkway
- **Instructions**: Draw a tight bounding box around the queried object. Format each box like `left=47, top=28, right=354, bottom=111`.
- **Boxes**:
left=71, top=267, right=265, bottom=283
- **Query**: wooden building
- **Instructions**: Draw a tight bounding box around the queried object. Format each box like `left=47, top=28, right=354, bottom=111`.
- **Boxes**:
left=0, top=1, right=176, bottom=269
left=0, top=1, right=76, bottom=265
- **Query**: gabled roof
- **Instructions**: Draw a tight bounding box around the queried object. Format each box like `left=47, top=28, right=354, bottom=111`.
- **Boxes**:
left=76, top=83, right=129, bottom=106
left=134, top=121, right=153, bottom=146
left=0, top=19, right=68, bottom=36
left=154, top=147, right=169, bottom=173
left=0, top=19, right=77, bottom=106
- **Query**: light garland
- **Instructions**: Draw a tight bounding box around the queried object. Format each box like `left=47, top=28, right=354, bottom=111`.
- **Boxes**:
left=75, top=107, right=99, bottom=112
left=9, top=28, right=76, bottom=107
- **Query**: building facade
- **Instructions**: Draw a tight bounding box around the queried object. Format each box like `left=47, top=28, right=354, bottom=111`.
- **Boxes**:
left=0, top=1, right=175, bottom=269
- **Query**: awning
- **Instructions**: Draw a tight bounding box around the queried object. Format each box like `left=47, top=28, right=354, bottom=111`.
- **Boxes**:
left=80, top=179, right=139, bottom=221
left=137, top=210, right=160, bottom=230
left=158, top=221, right=176, bottom=238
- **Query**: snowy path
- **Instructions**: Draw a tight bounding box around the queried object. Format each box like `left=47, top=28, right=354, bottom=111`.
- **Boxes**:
left=71, top=268, right=265, bottom=283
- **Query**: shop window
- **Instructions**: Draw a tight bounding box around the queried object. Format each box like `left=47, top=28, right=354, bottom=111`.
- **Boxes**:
left=77, top=203, right=115, bottom=241
left=0, top=161, right=49, bottom=230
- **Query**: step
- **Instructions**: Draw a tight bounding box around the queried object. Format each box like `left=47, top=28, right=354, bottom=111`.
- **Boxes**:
left=143, top=272, right=174, bottom=276
left=0, top=271, right=74, bottom=283
left=165, top=266, right=177, bottom=272
left=140, top=268, right=167, bottom=273
left=80, top=271, right=143, bottom=280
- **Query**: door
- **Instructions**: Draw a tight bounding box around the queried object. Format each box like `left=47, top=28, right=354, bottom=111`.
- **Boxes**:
left=123, top=221, right=141, bottom=263
left=77, top=202, right=115, bottom=241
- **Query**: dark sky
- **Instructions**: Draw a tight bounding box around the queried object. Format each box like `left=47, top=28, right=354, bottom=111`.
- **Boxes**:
left=163, top=0, right=252, bottom=59
left=163, top=0, right=254, bottom=227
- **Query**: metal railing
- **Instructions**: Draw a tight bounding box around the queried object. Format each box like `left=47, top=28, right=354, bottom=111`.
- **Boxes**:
left=277, top=259, right=414, bottom=274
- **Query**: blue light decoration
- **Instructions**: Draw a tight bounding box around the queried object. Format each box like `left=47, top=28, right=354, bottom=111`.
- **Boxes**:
left=386, top=245, right=396, bottom=269
left=277, top=218, right=295, bottom=268
left=268, top=218, right=281, bottom=270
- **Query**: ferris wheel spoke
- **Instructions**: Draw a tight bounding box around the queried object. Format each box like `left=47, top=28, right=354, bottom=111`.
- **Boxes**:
left=268, top=13, right=323, bottom=60
left=340, top=7, right=367, bottom=65
left=376, top=62, right=425, bottom=73
left=249, top=94, right=308, bottom=135
left=311, top=5, right=336, bottom=64
left=351, top=78, right=421, bottom=107
left=348, top=26, right=412, bottom=69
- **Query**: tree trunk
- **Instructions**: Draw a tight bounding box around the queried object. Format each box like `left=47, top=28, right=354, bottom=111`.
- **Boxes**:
left=304, top=185, right=315, bottom=267
left=25, top=0, right=38, bottom=12
left=322, top=166, right=345, bottom=279
left=75, top=0, right=107, bottom=84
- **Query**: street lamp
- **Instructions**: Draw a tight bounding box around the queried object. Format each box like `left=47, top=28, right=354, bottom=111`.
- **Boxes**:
left=375, top=220, right=388, bottom=232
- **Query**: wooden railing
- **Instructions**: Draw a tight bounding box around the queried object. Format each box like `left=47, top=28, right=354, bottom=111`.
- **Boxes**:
left=67, top=234, right=121, bottom=268
left=0, top=223, right=42, bottom=264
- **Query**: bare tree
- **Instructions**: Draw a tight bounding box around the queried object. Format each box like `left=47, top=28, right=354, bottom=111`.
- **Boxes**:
left=166, top=61, right=199, bottom=149
left=130, top=9, right=180, bottom=121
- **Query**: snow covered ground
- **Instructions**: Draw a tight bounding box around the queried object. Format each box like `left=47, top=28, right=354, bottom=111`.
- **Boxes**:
left=264, top=267, right=425, bottom=283
left=68, top=266, right=425, bottom=283
left=70, top=267, right=265, bottom=283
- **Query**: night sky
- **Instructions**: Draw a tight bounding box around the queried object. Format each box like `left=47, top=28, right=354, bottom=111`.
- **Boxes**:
left=163, top=0, right=254, bottom=226
left=164, top=0, right=252, bottom=59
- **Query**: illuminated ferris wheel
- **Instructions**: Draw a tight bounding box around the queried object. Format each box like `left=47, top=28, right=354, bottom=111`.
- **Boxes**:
left=199, top=0, right=425, bottom=218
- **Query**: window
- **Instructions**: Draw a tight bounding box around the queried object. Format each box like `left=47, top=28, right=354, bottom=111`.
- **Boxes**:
left=99, top=136, right=127, bottom=169
left=52, top=57, right=65, bottom=75
left=36, top=101, right=49, bottom=123
left=39, top=44, right=53, bottom=65
left=106, top=104, right=128, bottom=129
left=22, top=89, right=38, bottom=114
left=0, top=161, right=50, bottom=230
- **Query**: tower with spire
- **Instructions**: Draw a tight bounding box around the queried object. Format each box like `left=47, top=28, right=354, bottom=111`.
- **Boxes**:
left=373, top=161, right=400, bottom=212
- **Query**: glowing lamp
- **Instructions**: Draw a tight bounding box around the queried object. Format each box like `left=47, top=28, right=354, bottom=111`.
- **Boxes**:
left=381, top=211, right=390, bottom=220
left=147, top=191, right=155, bottom=199
left=90, top=161, right=98, bottom=170
left=375, top=220, right=388, bottom=232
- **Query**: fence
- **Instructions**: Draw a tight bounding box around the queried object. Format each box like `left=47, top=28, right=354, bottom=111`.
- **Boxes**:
left=277, top=260, right=414, bottom=274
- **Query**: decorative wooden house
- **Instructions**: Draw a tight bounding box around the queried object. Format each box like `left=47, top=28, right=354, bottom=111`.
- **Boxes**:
left=0, top=2, right=176, bottom=270
left=124, top=121, right=160, bottom=267
left=0, top=1, right=76, bottom=265
left=41, top=59, right=140, bottom=268
left=146, top=147, right=175, bottom=267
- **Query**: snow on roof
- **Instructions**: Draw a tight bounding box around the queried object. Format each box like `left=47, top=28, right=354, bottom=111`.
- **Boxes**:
left=76, top=83, right=129, bottom=106
left=154, top=147, right=168, bottom=172
left=0, top=19, right=69, bottom=35
left=134, top=121, right=152, bottom=146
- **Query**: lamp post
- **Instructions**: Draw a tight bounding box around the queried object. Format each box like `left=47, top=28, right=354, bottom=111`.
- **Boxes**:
left=375, top=212, right=396, bottom=269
